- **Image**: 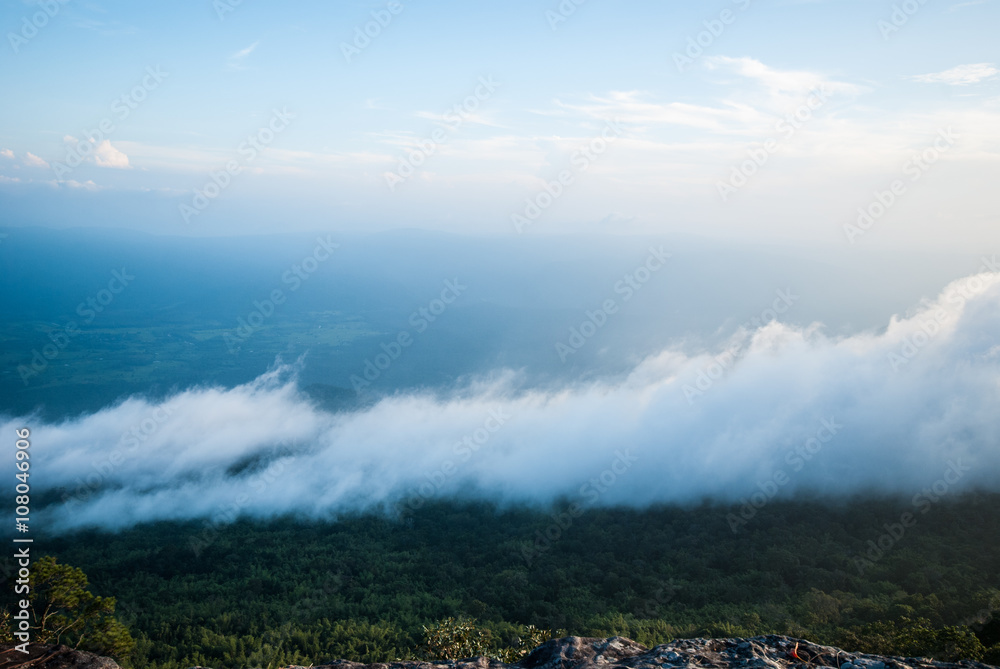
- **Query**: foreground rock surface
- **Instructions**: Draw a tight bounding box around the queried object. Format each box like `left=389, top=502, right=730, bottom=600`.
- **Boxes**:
left=2, top=636, right=996, bottom=669
left=0, top=645, right=120, bottom=669
left=322, top=636, right=997, bottom=669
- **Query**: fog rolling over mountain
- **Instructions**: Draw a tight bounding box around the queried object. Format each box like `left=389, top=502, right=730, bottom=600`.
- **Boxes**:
left=7, top=2, right=1000, bottom=665
left=6, top=256, right=999, bottom=533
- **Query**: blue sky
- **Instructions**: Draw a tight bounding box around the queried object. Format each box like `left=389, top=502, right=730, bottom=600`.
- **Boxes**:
left=1, top=0, right=998, bottom=248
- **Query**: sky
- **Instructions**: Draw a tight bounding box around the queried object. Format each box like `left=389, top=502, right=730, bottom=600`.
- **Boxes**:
left=1, top=0, right=998, bottom=248
left=3, top=1, right=1000, bottom=532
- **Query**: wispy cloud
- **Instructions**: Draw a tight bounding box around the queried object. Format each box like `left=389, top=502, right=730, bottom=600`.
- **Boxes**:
left=0, top=149, right=14, bottom=160
left=227, top=40, right=260, bottom=69
left=706, top=56, right=864, bottom=107
left=72, top=18, right=138, bottom=36
left=948, top=0, right=987, bottom=12
left=555, top=90, right=763, bottom=133
left=413, top=109, right=503, bottom=128
left=552, top=59, right=861, bottom=139
left=53, top=178, right=100, bottom=190
left=909, top=63, right=998, bottom=85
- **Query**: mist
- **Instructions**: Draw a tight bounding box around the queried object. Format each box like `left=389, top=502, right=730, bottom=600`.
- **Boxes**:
left=8, top=269, right=1000, bottom=533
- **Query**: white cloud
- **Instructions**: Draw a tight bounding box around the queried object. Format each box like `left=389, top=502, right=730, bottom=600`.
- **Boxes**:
left=551, top=60, right=861, bottom=139
left=556, top=90, right=765, bottom=132
left=708, top=56, right=856, bottom=95
left=60, top=136, right=131, bottom=169
left=11, top=270, right=1000, bottom=532
left=39, top=178, right=101, bottom=190
left=62, top=179, right=100, bottom=190
left=93, top=140, right=131, bottom=169
left=0, top=149, right=13, bottom=159
left=23, top=152, right=49, bottom=169
left=909, top=63, right=998, bottom=86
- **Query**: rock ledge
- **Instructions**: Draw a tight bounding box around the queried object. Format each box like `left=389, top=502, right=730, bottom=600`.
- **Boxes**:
left=4, top=635, right=997, bottom=669
left=320, top=635, right=997, bottom=669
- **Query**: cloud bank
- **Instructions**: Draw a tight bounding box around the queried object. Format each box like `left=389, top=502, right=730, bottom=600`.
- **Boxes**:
left=7, top=270, right=1000, bottom=533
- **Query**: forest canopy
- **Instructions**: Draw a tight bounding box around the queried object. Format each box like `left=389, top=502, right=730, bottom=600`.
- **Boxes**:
left=3, top=494, right=999, bottom=669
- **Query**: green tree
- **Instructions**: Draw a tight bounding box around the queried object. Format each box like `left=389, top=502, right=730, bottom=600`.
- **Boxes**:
left=836, top=617, right=986, bottom=662
left=27, top=556, right=135, bottom=660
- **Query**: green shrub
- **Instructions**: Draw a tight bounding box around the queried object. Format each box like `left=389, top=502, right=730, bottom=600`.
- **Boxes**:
left=420, top=617, right=557, bottom=662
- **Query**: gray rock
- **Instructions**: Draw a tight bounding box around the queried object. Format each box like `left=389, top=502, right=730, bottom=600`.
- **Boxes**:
left=6, top=635, right=997, bottom=669
left=0, top=645, right=121, bottom=669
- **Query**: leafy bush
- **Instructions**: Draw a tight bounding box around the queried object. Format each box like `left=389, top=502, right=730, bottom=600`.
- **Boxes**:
left=421, top=617, right=495, bottom=660
left=420, top=617, right=557, bottom=662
